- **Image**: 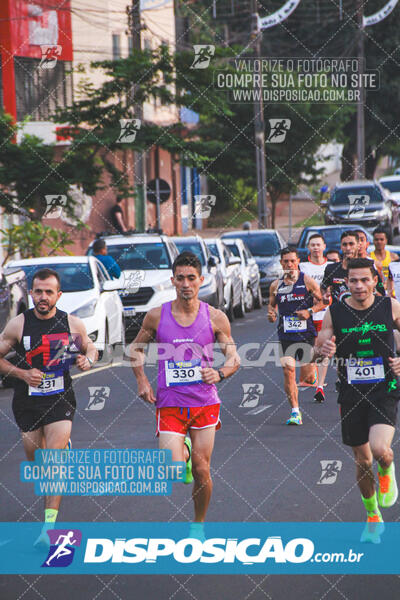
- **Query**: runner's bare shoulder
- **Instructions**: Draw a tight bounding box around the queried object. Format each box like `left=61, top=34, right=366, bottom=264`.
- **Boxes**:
left=208, top=305, right=230, bottom=332
left=143, top=306, right=163, bottom=331
left=0, top=312, right=25, bottom=346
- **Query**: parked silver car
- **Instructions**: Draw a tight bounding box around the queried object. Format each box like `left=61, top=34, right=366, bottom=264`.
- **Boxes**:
left=205, top=238, right=242, bottom=321
left=222, top=239, right=262, bottom=313
left=222, top=229, right=284, bottom=297
left=171, top=235, right=225, bottom=310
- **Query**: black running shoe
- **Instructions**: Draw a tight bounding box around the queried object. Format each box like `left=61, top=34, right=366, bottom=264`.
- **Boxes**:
left=314, top=387, right=325, bottom=403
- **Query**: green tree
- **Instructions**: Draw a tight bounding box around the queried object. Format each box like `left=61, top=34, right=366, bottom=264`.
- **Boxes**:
left=0, top=113, right=102, bottom=220
left=0, top=220, right=85, bottom=265
left=54, top=35, right=349, bottom=227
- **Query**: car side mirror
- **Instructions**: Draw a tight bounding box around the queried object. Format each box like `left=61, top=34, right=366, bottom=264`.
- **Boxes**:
left=228, top=256, right=241, bottom=266
left=102, top=280, right=121, bottom=291
left=208, top=256, right=217, bottom=268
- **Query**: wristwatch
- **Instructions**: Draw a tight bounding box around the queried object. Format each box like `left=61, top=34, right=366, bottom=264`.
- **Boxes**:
left=86, top=356, right=94, bottom=368
left=307, top=307, right=314, bottom=317
left=218, top=369, right=225, bottom=382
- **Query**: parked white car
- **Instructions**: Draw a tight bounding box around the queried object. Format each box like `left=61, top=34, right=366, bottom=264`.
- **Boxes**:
left=87, top=233, right=179, bottom=338
left=6, top=256, right=124, bottom=352
left=222, top=239, right=262, bottom=312
left=205, top=238, right=243, bottom=321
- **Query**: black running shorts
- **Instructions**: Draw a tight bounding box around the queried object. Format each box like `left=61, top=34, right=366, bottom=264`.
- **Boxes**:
left=280, top=337, right=315, bottom=363
left=339, top=389, right=398, bottom=447
left=12, top=392, right=76, bottom=433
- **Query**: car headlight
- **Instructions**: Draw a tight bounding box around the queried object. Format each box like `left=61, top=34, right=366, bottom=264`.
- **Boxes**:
left=71, top=299, right=97, bottom=318
left=375, top=208, right=389, bottom=219
left=154, top=281, right=171, bottom=292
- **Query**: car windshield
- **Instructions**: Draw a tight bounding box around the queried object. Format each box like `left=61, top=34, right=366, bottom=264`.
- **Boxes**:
left=174, top=241, right=206, bottom=265
left=330, top=186, right=382, bottom=206
left=106, top=243, right=171, bottom=270
left=20, top=263, right=94, bottom=292
left=206, top=243, right=219, bottom=259
left=380, top=180, right=400, bottom=193
left=223, top=233, right=280, bottom=256
left=226, top=244, right=240, bottom=258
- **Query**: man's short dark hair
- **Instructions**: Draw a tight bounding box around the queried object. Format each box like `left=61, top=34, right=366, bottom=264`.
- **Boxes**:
left=93, top=239, right=106, bottom=253
left=341, top=230, right=358, bottom=242
left=347, top=258, right=377, bottom=277
left=31, top=268, right=61, bottom=290
left=307, top=233, right=325, bottom=244
left=353, top=228, right=367, bottom=239
left=373, top=226, right=388, bottom=239
left=280, top=246, right=299, bottom=259
left=172, top=251, right=202, bottom=276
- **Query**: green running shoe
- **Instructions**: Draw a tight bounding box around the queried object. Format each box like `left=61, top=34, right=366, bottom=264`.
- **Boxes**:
left=360, top=510, right=385, bottom=544
left=378, top=463, right=398, bottom=508
left=286, top=411, right=302, bottom=426
left=183, top=436, right=193, bottom=484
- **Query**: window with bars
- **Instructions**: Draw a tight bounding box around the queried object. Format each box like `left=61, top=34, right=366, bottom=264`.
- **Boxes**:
left=14, top=58, right=73, bottom=121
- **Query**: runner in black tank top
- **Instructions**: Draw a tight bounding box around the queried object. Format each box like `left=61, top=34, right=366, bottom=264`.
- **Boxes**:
left=0, top=268, right=97, bottom=548
left=268, top=247, right=324, bottom=426
left=316, top=258, right=400, bottom=540
left=12, top=308, right=77, bottom=425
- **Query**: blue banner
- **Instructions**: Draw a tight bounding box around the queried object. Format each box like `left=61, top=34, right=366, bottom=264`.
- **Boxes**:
left=0, top=522, right=397, bottom=574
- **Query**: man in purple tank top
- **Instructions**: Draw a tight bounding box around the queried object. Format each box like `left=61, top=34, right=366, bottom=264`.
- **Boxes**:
left=131, top=251, right=240, bottom=529
left=268, top=247, right=324, bottom=425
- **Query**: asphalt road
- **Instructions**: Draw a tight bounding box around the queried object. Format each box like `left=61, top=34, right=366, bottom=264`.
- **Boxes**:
left=1, top=307, right=400, bottom=599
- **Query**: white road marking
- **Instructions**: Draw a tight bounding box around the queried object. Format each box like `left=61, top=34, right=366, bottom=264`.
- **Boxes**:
left=245, top=405, right=272, bottom=415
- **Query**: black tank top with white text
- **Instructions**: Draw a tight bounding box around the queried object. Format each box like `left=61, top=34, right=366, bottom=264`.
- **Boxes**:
left=330, top=296, right=399, bottom=398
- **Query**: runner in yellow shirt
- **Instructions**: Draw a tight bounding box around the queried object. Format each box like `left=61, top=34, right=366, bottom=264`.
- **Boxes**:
left=370, top=227, right=398, bottom=290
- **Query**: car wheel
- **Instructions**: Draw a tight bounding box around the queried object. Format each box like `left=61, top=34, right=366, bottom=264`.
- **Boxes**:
left=244, top=285, right=254, bottom=312
left=387, top=227, right=393, bottom=244
left=219, top=288, right=225, bottom=312
left=99, top=322, right=111, bottom=362
left=114, top=316, right=126, bottom=357
left=254, top=284, right=263, bottom=309
left=226, top=288, right=235, bottom=322
left=233, top=288, right=245, bottom=318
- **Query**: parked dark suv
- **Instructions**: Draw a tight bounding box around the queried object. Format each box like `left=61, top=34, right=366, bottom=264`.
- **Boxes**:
left=323, top=180, right=398, bottom=242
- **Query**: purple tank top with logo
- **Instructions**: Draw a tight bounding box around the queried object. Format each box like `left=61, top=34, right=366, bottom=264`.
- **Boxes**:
left=156, top=301, right=220, bottom=408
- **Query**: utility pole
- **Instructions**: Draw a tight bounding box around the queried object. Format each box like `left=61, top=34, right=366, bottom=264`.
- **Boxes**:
left=355, top=0, right=399, bottom=179
left=129, top=0, right=146, bottom=231
left=356, top=0, right=365, bottom=179
left=250, top=0, right=268, bottom=228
